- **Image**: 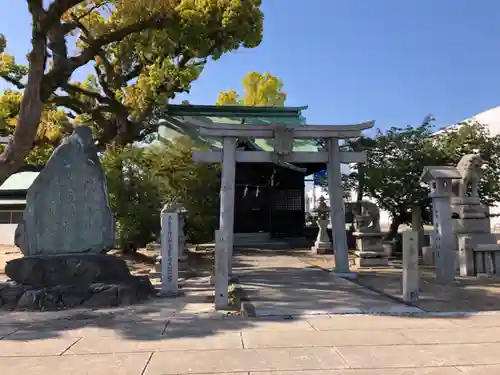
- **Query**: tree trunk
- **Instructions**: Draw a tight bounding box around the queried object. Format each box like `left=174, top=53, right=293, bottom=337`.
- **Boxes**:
left=385, top=215, right=402, bottom=241
left=0, top=26, right=47, bottom=185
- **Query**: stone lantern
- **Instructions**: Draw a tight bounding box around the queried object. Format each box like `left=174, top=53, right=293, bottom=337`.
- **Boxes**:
left=353, top=201, right=388, bottom=267
left=311, top=196, right=333, bottom=254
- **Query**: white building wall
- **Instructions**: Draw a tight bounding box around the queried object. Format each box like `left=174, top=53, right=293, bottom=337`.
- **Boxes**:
left=0, top=224, right=17, bottom=245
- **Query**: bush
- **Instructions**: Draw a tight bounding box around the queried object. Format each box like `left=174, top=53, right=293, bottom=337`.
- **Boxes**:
left=102, top=145, right=163, bottom=251
left=102, top=137, right=220, bottom=250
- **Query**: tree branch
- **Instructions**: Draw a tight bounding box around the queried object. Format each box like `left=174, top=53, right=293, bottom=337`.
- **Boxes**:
left=41, top=14, right=173, bottom=101
left=26, top=0, right=45, bottom=20
left=44, top=0, right=84, bottom=27
left=0, top=75, right=25, bottom=89
left=61, top=83, right=113, bottom=105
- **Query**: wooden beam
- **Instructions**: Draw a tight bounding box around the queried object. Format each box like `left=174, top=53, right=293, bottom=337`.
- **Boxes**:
left=192, top=150, right=366, bottom=164
left=197, top=121, right=375, bottom=139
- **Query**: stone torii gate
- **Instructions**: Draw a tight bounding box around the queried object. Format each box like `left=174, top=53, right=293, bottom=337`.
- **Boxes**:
left=192, top=121, right=374, bottom=309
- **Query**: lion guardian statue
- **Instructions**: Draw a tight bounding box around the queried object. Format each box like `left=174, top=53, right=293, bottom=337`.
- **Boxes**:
left=351, top=201, right=381, bottom=231
left=452, top=154, right=484, bottom=198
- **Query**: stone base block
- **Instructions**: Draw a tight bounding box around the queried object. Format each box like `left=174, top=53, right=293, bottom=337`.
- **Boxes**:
left=5, top=254, right=132, bottom=287
left=453, top=218, right=490, bottom=234
left=353, top=232, right=385, bottom=253
left=311, top=242, right=333, bottom=254
left=0, top=276, right=155, bottom=311
left=355, top=251, right=389, bottom=268
left=355, top=257, right=389, bottom=267
left=1, top=253, right=156, bottom=311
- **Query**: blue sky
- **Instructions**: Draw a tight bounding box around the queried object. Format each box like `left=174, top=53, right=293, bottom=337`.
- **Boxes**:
left=1, top=0, right=499, bottom=134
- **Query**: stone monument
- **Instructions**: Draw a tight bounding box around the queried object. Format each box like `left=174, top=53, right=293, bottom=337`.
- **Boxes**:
left=420, top=165, right=460, bottom=283
left=353, top=201, right=388, bottom=267
left=15, top=126, right=115, bottom=255
left=0, top=126, right=155, bottom=310
left=451, top=154, right=492, bottom=249
left=311, top=196, right=333, bottom=254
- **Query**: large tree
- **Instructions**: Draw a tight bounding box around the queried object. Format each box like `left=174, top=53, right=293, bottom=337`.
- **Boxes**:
left=0, top=0, right=263, bottom=180
left=216, top=71, right=286, bottom=106
left=357, top=116, right=444, bottom=239
left=0, top=89, right=71, bottom=165
left=351, top=117, right=500, bottom=240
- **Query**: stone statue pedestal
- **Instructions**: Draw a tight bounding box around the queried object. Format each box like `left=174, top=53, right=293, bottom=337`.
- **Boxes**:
left=452, top=197, right=490, bottom=234
left=354, top=232, right=389, bottom=267
left=311, top=218, right=332, bottom=254
left=353, top=215, right=388, bottom=267
left=452, top=196, right=493, bottom=273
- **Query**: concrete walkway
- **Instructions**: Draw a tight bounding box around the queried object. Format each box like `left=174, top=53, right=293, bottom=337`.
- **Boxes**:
left=3, top=251, right=500, bottom=373
left=234, top=252, right=422, bottom=317
left=3, top=307, right=500, bottom=374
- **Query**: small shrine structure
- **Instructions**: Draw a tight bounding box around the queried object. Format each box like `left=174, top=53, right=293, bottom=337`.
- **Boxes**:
left=158, top=104, right=374, bottom=308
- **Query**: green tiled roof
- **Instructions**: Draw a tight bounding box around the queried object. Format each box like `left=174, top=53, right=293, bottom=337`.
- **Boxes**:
left=157, top=104, right=321, bottom=152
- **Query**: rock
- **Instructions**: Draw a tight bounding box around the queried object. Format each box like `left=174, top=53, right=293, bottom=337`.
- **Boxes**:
left=15, top=126, right=115, bottom=256
left=59, top=285, right=90, bottom=308
left=1, top=282, right=25, bottom=308
left=17, top=290, right=42, bottom=309
left=5, top=254, right=131, bottom=287
left=83, top=284, right=119, bottom=308
left=0, top=280, right=155, bottom=311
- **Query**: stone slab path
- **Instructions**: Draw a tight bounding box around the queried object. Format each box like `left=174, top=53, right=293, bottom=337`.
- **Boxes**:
left=234, top=252, right=422, bottom=316
left=3, top=309, right=500, bottom=374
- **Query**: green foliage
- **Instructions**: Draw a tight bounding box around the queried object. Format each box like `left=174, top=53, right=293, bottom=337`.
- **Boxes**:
left=0, top=90, right=71, bottom=165
left=101, top=136, right=220, bottom=249
left=433, top=120, right=500, bottom=205
left=349, top=116, right=500, bottom=239
left=216, top=72, right=286, bottom=106
left=0, top=1, right=264, bottom=184
left=0, top=35, right=27, bottom=89
left=363, top=118, right=443, bottom=230
left=147, top=137, right=220, bottom=244
left=101, top=145, right=163, bottom=251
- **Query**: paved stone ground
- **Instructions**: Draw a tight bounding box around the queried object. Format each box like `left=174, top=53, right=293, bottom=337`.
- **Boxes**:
left=4, top=309, right=500, bottom=374
left=235, top=251, right=423, bottom=316
left=4, top=249, right=500, bottom=373
left=299, top=252, right=500, bottom=312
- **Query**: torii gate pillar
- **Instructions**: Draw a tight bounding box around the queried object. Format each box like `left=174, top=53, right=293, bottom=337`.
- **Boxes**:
left=327, top=138, right=351, bottom=276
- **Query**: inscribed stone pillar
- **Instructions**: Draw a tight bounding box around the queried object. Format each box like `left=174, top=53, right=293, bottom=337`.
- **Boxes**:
left=326, top=138, right=351, bottom=275
left=160, top=207, right=179, bottom=296
left=402, top=230, right=419, bottom=302
left=431, top=181, right=456, bottom=283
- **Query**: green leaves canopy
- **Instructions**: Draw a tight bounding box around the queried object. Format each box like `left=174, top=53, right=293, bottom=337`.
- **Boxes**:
left=349, top=117, right=500, bottom=238
left=0, top=0, right=263, bottom=181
